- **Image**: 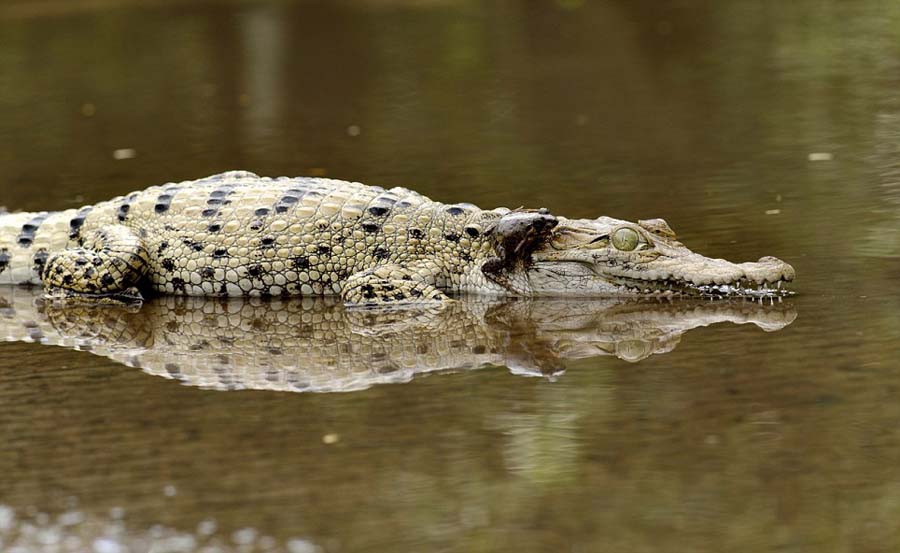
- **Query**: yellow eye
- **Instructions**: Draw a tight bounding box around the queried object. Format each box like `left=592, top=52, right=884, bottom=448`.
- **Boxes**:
left=612, top=227, right=640, bottom=251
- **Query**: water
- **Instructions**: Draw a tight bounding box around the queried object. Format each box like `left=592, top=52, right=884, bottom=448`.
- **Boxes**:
left=1, top=1, right=899, bottom=551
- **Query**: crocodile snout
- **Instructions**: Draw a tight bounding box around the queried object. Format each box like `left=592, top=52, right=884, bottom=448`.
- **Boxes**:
left=738, top=256, right=795, bottom=284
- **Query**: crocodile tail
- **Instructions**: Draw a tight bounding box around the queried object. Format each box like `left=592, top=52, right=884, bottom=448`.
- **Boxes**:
left=0, top=209, right=77, bottom=285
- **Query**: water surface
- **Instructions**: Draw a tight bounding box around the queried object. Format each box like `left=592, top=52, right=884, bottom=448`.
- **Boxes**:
left=1, top=1, right=900, bottom=551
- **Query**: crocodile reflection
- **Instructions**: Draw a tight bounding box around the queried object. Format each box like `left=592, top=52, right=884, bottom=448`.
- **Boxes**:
left=0, top=289, right=795, bottom=393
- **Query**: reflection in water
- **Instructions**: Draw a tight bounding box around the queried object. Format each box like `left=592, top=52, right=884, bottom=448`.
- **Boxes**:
left=865, top=111, right=900, bottom=258
left=0, top=288, right=794, bottom=393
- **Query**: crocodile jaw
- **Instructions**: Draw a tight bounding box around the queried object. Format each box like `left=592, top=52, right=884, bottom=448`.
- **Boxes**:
left=526, top=217, right=795, bottom=298
left=527, top=256, right=794, bottom=298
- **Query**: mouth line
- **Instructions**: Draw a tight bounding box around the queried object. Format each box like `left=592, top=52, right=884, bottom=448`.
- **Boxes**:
left=607, top=275, right=794, bottom=298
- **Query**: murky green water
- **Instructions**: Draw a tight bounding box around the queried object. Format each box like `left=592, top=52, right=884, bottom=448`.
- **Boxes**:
left=1, top=1, right=900, bottom=551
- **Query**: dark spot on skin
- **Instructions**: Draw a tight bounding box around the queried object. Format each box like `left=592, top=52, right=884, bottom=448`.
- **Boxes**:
left=362, top=223, right=380, bottom=233
left=397, top=201, right=411, bottom=208
left=139, top=228, right=147, bottom=238
left=191, top=242, right=204, bottom=252
left=210, top=189, right=229, bottom=198
left=410, top=288, right=423, bottom=297
left=261, top=237, right=276, bottom=247
left=74, top=257, right=88, bottom=266
left=201, top=267, right=215, bottom=278
left=101, top=273, right=115, bottom=287
left=22, top=223, right=37, bottom=233
left=394, top=293, right=406, bottom=301
left=275, top=195, right=299, bottom=213
left=208, top=224, right=222, bottom=233
left=383, top=284, right=395, bottom=292
left=368, top=206, right=389, bottom=216
left=292, top=257, right=309, bottom=269
left=69, top=218, right=85, bottom=236
left=68, top=208, right=92, bottom=238
left=158, top=241, right=169, bottom=253
left=171, top=277, right=186, bottom=291
left=117, top=204, right=130, bottom=222
left=213, top=248, right=229, bottom=258
left=373, top=247, right=389, bottom=260
left=460, top=252, right=473, bottom=262
left=250, top=221, right=263, bottom=231
left=444, top=233, right=460, bottom=242
left=465, top=227, right=480, bottom=238
left=254, top=208, right=270, bottom=216
left=408, top=228, right=425, bottom=239
left=17, top=236, right=32, bottom=247
left=202, top=209, right=218, bottom=217
left=219, top=283, right=229, bottom=295
left=268, top=347, right=283, bottom=355
left=161, top=258, right=175, bottom=271
left=402, top=274, right=412, bottom=281
left=481, top=257, right=504, bottom=276
left=472, top=345, right=486, bottom=354
left=165, top=363, right=180, bottom=375
left=32, top=250, right=48, bottom=269
left=164, top=225, right=174, bottom=231
left=62, top=274, right=74, bottom=285
left=92, top=257, right=102, bottom=266
left=446, top=206, right=465, bottom=216
left=158, top=194, right=173, bottom=202
left=361, top=284, right=376, bottom=300
left=27, top=325, right=44, bottom=342
left=154, top=203, right=170, bottom=213
left=317, top=245, right=330, bottom=255
left=54, top=266, right=63, bottom=275
left=248, top=265, right=262, bottom=277
left=84, top=267, right=95, bottom=278
left=206, top=198, right=223, bottom=206
left=86, top=282, right=97, bottom=291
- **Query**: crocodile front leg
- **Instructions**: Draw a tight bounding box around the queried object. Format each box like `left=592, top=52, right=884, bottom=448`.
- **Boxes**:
left=341, top=262, right=449, bottom=307
left=41, top=225, right=150, bottom=305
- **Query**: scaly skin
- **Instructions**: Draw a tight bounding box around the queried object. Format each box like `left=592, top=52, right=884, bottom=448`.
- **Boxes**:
left=0, top=171, right=795, bottom=305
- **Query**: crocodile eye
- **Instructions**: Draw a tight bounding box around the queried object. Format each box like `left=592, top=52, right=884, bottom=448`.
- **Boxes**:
left=612, top=227, right=640, bottom=251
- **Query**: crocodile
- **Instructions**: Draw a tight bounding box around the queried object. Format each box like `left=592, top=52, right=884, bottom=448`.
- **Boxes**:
left=0, top=171, right=795, bottom=305
left=0, top=288, right=796, bottom=393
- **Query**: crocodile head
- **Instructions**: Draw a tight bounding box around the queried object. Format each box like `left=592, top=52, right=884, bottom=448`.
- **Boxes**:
left=524, top=216, right=795, bottom=298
